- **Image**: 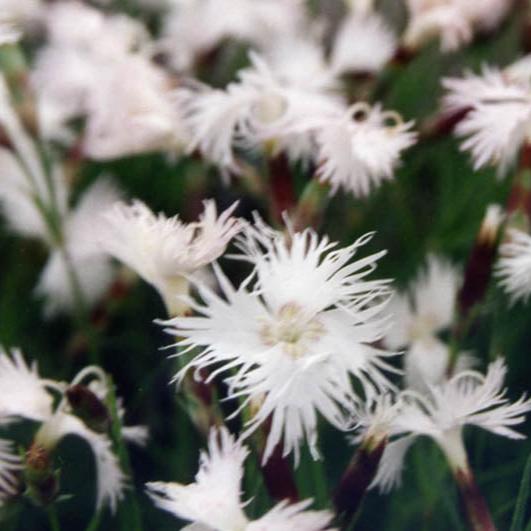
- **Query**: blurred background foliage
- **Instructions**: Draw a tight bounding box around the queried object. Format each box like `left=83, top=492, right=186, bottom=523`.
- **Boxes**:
left=1, top=0, right=531, bottom=530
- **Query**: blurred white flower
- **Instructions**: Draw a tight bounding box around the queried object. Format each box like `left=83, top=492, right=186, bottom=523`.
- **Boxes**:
left=0, top=0, right=42, bottom=41
left=32, top=2, right=184, bottom=157
left=331, top=9, right=396, bottom=75
left=372, top=359, right=531, bottom=491
left=496, top=228, right=531, bottom=303
left=177, top=51, right=343, bottom=169
left=383, top=255, right=462, bottom=390
left=162, top=221, right=397, bottom=463
left=312, top=103, right=416, bottom=197
left=404, top=0, right=512, bottom=52
left=443, top=65, right=531, bottom=175
left=100, top=199, right=240, bottom=315
left=160, top=0, right=306, bottom=71
left=146, top=427, right=336, bottom=530
left=0, top=439, right=21, bottom=505
left=0, top=16, right=20, bottom=44
left=35, top=177, right=122, bottom=316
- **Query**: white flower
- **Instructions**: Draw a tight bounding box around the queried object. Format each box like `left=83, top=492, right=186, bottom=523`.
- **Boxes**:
left=496, top=228, right=531, bottom=303
left=331, top=11, right=396, bottom=75
left=443, top=64, right=531, bottom=174
left=385, top=255, right=459, bottom=349
left=0, top=15, right=20, bottom=44
left=177, top=52, right=343, bottom=169
left=82, top=55, right=186, bottom=160
left=100, top=199, right=240, bottom=315
left=371, top=359, right=531, bottom=491
left=36, top=412, right=126, bottom=512
left=404, top=0, right=511, bottom=52
left=311, top=103, right=416, bottom=197
left=146, top=427, right=335, bottom=531
left=0, top=348, right=56, bottom=422
left=35, top=177, right=121, bottom=316
left=383, top=255, right=462, bottom=390
left=0, top=438, right=21, bottom=504
left=160, top=0, right=306, bottom=71
left=161, top=222, right=397, bottom=463
left=0, top=349, right=129, bottom=512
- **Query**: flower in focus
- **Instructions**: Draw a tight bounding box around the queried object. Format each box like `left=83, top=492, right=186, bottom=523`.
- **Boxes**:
left=146, top=426, right=336, bottom=530
left=161, top=220, right=397, bottom=462
left=99, top=199, right=241, bottom=315
left=443, top=59, right=531, bottom=175
left=495, top=228, right=531, bottom=304
left=371, top=359, right=531, bottom=492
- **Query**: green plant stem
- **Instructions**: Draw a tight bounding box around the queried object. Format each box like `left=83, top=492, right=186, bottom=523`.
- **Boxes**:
left=510, top=453, right=531, bottom=531
left=47, top=506, right=61, bottom=531
left=107, top=377, right=144, bottom=531
left=84, top=510, right=102, bottom=531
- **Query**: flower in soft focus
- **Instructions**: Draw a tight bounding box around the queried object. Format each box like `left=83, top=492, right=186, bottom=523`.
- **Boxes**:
left=0, top=439, right=21, bottom=506
left=331, top=2, right=396, bottom=75
left=495, top=228, right=531, bottom=304
left=35, top=177, right=122, bottom=317
left=443, top=59, right=531, bottom=174
left=0, top=0, right=42, bottom=42
left=404, top=0, right=512, bottom=52
left=146, top=427, right=336, bottom=530
left=312, top=103, right=416, bottom=197
left=160, top=0, right=306, bottom=71
left=177, top=51, right=343, bottom=170
left=0, top=348, right=140, bottom=512
left=99, top=199, right=241, bottom=315
left=161, top=220, right=397, bottom=462
left=32, top=1, right=186, bottom=157
left=371, top=359, right=531, bottom=492
left=383, top=255, right=473, bottom=391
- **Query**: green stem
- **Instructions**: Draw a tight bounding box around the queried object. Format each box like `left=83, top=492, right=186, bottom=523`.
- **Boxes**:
left=85, top=510, right=102, bottom=531
left=47, top=506, right=61, bottom=531
left=107, top=377, right=143, bottom=531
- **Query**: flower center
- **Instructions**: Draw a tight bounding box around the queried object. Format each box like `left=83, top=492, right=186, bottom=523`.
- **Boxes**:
left=260, top=303, right=324, bottom=359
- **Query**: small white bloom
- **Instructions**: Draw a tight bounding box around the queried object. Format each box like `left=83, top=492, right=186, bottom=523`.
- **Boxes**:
left=0, top=16, right=20, bottom=44
left=443, top=64, right=531, bottom=175
left=384, top=255, right=462, bottom=390
left=311, top=103, right=416, bottom=197
left=0, top=348, right=56, bottom=422
left=404, top=0, right=511, bottom=52
left=372, top=359, right=531, bottom=491
left=385, top=255, right=459, bottom=349
left=162, top=222, right=397, bottom=463
left=100, top=199, right=240, bottom=315
left=496, top=228, right=531, bottom=303
left=147, top=427, right=335, bottom=530
left=34, top=177, right=121, bottom=317
left=177, top=52, right=343, bottom=169
left=0, top=438, right=21, bottom=504
left=36, top=412, right=126, bottom=513
left=160, top=0, right=306, bottom=71
left=331, top=11, right=396, bottom=75
left=0, top=349, right=129, bottom=512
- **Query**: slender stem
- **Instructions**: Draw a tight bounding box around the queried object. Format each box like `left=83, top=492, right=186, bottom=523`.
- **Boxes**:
left=107, top=377, right=144, bottom=531
left=292, top=178, right=331, bottom=232
left=454, top=467, right=497, bottom=531
left=47, top=506, right=61, bottom=531
left=85, top=510, right=102, bottom=531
